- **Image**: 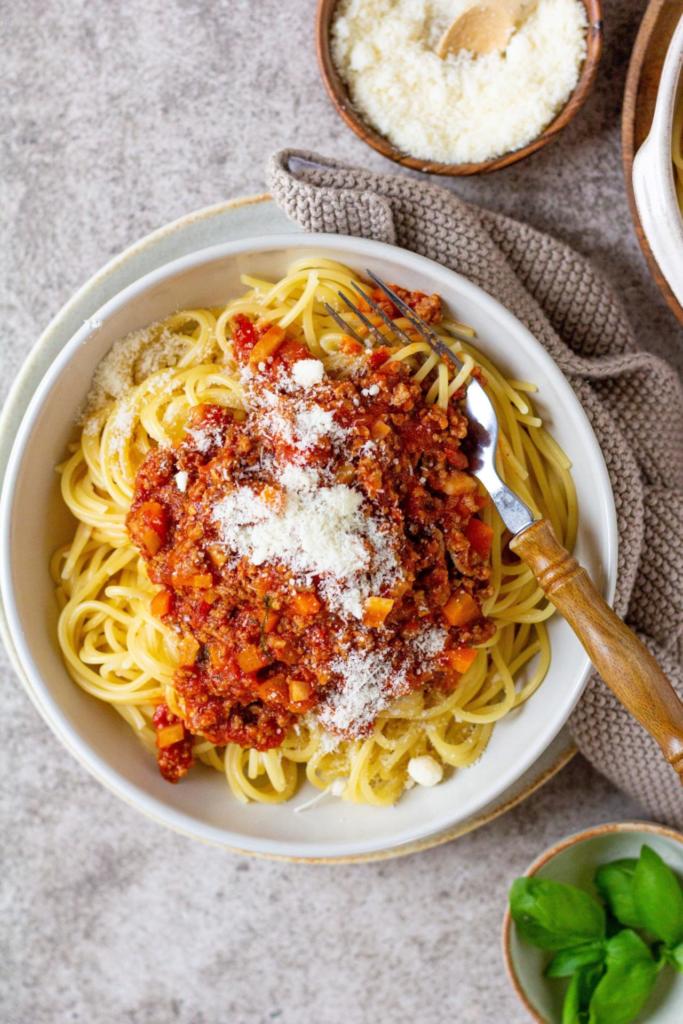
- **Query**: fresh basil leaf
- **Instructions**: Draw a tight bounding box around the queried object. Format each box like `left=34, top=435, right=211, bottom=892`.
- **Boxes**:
left=509, top=878, right=605, bottom=950
left=562, top=971, right=582, bottom=1024
left=562, top=964, right=604, bottom=1024
left=546, top=940, right=606, bottom=977
left=594, top=859, right=643, bottom=929
left=580, top=964, right=606, bottom=1006
left=633, top=845, right=683, bottom=946
left=588, top=930, right=657, bottom=1024
left=667, top=940, right=683, bottom=972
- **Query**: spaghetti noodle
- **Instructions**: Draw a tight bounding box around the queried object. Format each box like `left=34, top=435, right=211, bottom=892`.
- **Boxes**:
left=53, top=258, right=577, bottom=807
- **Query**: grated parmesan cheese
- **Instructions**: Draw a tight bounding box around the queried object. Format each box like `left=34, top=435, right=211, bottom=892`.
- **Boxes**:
left=247, top=378, right=348, bottom=456
left=288, top=404, right=347, bottom=451
left=331, top=0, right=588, bottom=164
left=291, top=359, right=325, bottom=389
left=186, top=420, right=225, bottom=454
left=212, top=463, right=402, bottom=619
left=407, top=755, right=444, bottom=787
left=319, top=648, right=408, bottom=734
left=84, top=325, right=190, bottom=417
left=106, top=397, right=136, bottom=452
left=411, top=625, right=447, bottom=660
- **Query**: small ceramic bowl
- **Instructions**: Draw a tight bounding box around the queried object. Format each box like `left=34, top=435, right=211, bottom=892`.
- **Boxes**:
left=632, top=15, right=683, bottom=311
left=315, top=0, right=604, bottom=176
left=503, top=822, right=683, bottom=1023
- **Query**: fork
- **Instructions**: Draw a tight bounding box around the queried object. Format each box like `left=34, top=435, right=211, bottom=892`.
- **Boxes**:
left=329, top=272, right=683, bottom=782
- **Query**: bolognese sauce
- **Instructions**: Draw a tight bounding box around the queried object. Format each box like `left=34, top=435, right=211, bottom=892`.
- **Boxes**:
left=127, top=288, right=495, bottom=783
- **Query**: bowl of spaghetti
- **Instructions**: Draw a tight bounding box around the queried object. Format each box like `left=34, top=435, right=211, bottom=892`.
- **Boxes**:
left=632, top=15, right=683, bottom=311
left=0, top=235, right=617, bottom=859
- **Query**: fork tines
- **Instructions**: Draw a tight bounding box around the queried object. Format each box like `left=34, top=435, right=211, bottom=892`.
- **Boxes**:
left=366, top=271, right=462, bottom=371
left=324, top=271, right=462, bottom=372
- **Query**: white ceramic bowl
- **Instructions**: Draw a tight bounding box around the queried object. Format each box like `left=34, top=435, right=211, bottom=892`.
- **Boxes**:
left=0, top=234, right=617, bottom=860
left=503, top=822, right=683, bottom=1023
left=632, top=15, right=683, bottom=308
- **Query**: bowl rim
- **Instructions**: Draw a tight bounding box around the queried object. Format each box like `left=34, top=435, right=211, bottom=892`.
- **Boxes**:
left=0, top=232, right=618, bottom=859
left=315, top=0, right=604, bottom=176
left=631, top=13, right=683, bottom=310
left=501, top=820, right=683, bottom=1023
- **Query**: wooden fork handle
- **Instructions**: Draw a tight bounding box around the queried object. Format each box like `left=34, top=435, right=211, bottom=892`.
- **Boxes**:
left=510, top=518, right=683, bottom=781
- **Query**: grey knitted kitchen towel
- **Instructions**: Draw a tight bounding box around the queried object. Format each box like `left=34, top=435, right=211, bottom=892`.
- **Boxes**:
left=267, top=148, right=683, bottom=825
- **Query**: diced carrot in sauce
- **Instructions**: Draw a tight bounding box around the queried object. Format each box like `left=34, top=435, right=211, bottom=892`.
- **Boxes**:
left=268, top=637, right=298, bottom=664
left=260, top=484, right=285, bottom=512
left=443, top=591, right=480, bottom=627
left=255, top=676, right=289, bottom=704
left=157, top=723, right=185, bottom=749
left=178, top=635, right=200, bottom=666
left=171, top=572, right=213, bottom=590
left=339, top=335, right=363, bottom=355
left=130, top=501, right=167, bottom=555
left=288, top=678, right=312, bottom=703
left=150, top=588, right=172, bottom=618
left=445, top=647, right=478, bottom=674
left=466, top=518, right=494, bottom=558
left=290, top=591, right=321, bottom=617
left=363, top=596, right=395, bottom=628
left=263, top=610, right=280, bottom=634
left=237, top=645, right=271, bottom=673
left=249, top=325, right=286, bottom=366
left=441, top=471, right=478, bottom=496
left=141, top=529, right=162, bottom=555
left=371, top=418, right=392, bottom=440
left=207, top=545, right=228, bottom=568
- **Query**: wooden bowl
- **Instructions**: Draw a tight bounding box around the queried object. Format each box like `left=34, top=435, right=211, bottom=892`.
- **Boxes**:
left=316, top=0, right=604, bottom=176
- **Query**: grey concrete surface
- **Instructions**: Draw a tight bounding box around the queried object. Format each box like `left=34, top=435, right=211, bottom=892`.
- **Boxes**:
left=0, top=1, right=679, bottom=1022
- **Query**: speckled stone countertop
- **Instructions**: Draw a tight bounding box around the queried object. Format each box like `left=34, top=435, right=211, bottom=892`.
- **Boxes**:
left=1, top=2, right=680, bottom=1022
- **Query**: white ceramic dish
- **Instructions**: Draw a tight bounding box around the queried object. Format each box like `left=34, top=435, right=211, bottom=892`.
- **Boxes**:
left=632, top=14, right=683, bottom=308
left=0, top=233, right=618, bottom=860
left=503, top=822, right=683, bottom=1023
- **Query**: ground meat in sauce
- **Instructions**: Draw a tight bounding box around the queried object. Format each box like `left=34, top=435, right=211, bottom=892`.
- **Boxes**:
left=127, top=288, right=495, bottom=783
left=152, top=703, right=194, bottom=783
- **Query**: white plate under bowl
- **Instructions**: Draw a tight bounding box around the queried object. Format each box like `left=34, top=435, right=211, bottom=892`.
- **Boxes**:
left=0, top=232, right=617, bottom=860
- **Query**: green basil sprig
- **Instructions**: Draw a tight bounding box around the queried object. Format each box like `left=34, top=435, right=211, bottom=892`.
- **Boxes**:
left=508, top=844, right=683, bottom=1024
left=633, top=846, right=683, bottom=947
left=561, top=965, right=603, bottom=1024
left=587, top=930, right=657, bottom=1024
left=509, top=877, right=605, bottom=950
left=594, top=859, right=643, bottom=930
left=546, top=941, right=605, bottom=978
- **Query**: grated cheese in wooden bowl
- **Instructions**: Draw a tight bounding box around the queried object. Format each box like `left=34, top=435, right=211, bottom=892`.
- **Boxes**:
left=330, top=0, right=588, bottom=165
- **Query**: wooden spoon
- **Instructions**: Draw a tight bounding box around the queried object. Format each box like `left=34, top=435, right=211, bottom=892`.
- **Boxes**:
left=437, top=0, right=524, bottom=58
